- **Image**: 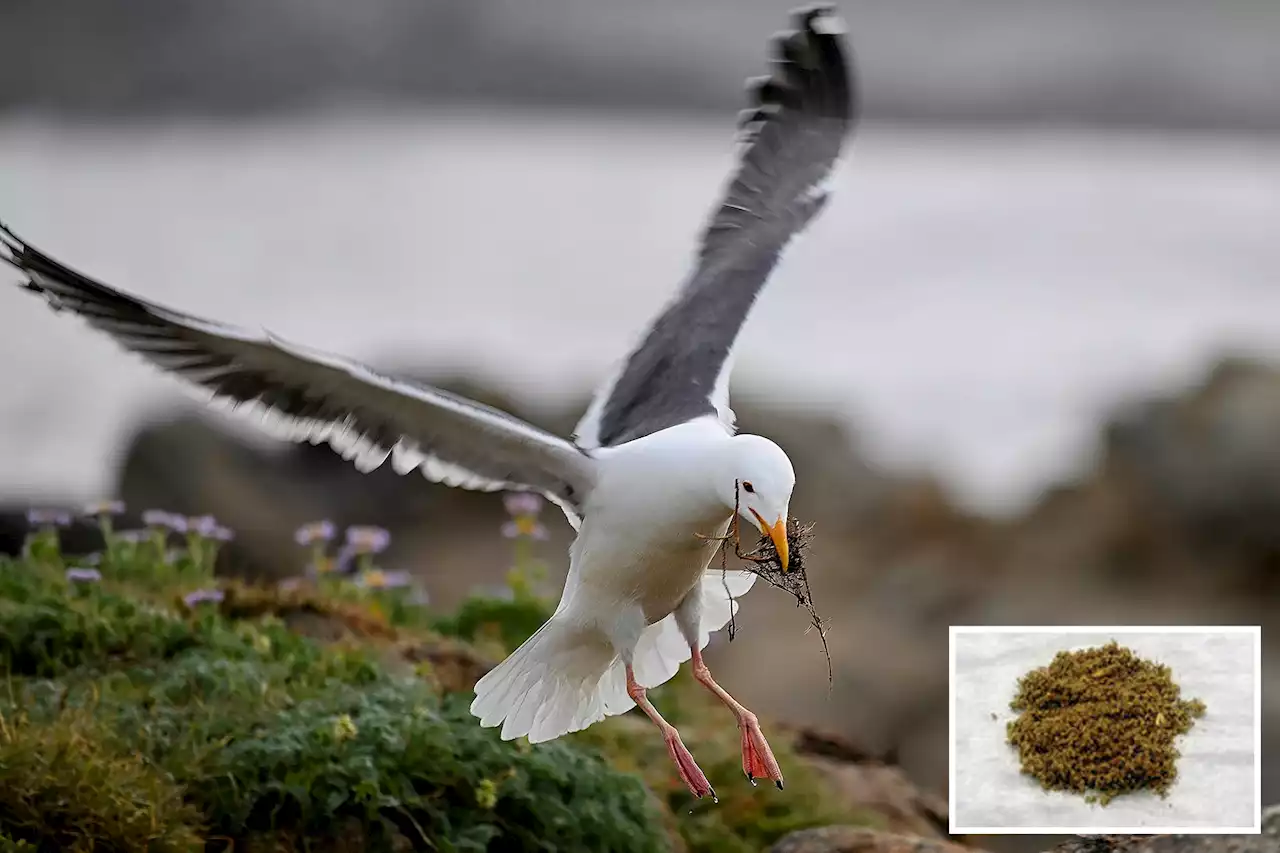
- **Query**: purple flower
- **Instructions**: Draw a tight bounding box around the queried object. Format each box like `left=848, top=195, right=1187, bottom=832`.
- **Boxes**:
left=186, top=515, right=234, bottom=541
left=501, top=517, right=549, bottom=540
left=83, top=499, right=126, bottom=517
left=142, top=510, right=188, bottom=533
left=141, top=509, right=171, bottom=527
left=65, top=567, right=102, bottom=583
left=294, top=520, right=336, bottom=546
left=205, top=525, right=235, bottom=542
left=345, top=525, right=391, bottom=555
left=26, top=508, right=71, bottom=528
left=503, top=492, right=543, bottom=518
left=332, top=543, right=358, bottom=575
left=188, top=515, right=219, bottom=536
left=183, top=588, right=225, bottom=607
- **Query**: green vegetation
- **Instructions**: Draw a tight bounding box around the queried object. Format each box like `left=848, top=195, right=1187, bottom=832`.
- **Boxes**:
left=0, top=506, right=864, bottom=851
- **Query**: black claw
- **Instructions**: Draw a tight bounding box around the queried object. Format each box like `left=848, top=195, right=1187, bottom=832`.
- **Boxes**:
left=776, top=780, right=785, bottom=791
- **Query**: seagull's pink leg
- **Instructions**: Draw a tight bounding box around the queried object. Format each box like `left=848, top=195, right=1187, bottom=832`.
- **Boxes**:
left=626, top=664, right=715, bottom=800
left=689, top=645, right=785, bottom=788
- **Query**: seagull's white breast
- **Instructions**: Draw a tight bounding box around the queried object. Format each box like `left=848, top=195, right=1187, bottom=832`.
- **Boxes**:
left=560, top=419, right=734, bottom=628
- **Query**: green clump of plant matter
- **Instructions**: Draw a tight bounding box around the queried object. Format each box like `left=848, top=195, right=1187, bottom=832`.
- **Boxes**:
left=0, top=499, right=866, bottom=852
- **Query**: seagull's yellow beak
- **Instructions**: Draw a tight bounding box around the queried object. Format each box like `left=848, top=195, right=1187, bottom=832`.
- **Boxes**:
left=751, top=509, right=790, bottom=572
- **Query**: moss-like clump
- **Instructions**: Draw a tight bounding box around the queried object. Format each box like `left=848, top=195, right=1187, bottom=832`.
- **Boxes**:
left=0, top=514, right=866, bottom=852
left=0, top=708, right=203, bottom=852
left=1006, top=640, right=1207, bottom=805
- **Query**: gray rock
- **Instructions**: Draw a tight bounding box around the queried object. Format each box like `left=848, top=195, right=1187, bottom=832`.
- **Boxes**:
left=1103, top=356, right=1280, bottom=563
left=768, top=826, right=977, bottom=853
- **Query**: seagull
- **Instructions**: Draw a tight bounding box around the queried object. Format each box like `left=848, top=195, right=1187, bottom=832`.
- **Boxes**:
left=0, top=3, right=855, bottom=798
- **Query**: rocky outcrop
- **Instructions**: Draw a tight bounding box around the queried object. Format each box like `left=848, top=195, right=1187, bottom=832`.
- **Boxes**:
left=769, top=827, right=978, bottom=853
left=1101, top=356, right=1280, bottom=573
left=789, top=729, right=952, bottom=840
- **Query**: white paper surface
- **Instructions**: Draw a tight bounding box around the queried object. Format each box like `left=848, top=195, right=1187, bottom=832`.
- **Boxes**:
left=952, top=630, right=1257, bottom=831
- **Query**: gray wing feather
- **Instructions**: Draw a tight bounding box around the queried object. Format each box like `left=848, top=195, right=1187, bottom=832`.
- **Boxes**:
left=574, top=4, right=856, bottom=449
left=0, top=225, right=594, bottom=526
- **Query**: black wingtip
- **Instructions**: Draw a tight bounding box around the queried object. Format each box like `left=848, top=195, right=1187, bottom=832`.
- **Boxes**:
left=0, top=220, right=19, bottom=253
left=0, top=221, right=26, bottom=276
left=794, top=4, right=845, bottom=33
left=0, top=223, right=49, bottom=291
left=788, top=4, right=856, bottom=123
left=738, top=4, right=857, bottom=149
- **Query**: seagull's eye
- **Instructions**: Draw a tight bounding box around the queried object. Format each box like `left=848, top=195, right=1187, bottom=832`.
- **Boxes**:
left=742, top=481, right=755, bottom=494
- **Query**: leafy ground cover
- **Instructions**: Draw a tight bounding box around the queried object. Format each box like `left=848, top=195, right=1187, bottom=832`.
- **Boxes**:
left=0, top=497, right=864, bottom=851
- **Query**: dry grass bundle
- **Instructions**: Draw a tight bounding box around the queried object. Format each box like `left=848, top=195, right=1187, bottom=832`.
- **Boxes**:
left=705, top=487, right=832, bottom=683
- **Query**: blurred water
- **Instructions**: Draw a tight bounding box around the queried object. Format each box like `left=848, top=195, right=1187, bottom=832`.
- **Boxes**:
left=2, top=110, right=1278, bottom=515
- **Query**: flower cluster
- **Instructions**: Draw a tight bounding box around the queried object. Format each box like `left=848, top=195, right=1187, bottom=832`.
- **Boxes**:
left=490, top=490, right=553, bottom=601
left=501, top=492, right=548, bottom=540
left=294, top=520, right=336, bottom=548
left=142, top=509, right=189, bottom=533
left=281, top=519, right=430, bottom=622
left=291, top=521, right=393, bottom=578
left=288, top=521, right=407, bottom=586
left=19, top=498, right=482, bottom=633
left=28, top=500, right=129, bottom=536
left=188, top=514, right=235, bottom=542
left=182, top=588, right=225, bottom=608
left=26, top=490, right=551, bottom=631
left=345, top=525, right=392, bottom=555
left=26, top=508, right=72, bottom=529
left=20, top=500, right=232, bottom=610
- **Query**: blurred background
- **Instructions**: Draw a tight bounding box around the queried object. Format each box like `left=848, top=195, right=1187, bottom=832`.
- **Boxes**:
left=2, top=0, right=1279, bottom=848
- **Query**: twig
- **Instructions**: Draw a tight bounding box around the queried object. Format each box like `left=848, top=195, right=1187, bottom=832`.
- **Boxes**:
left=701, top=484, right=833, bottom=685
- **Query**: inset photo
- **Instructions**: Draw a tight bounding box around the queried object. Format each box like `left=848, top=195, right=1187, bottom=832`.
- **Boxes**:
left=949, top=626, right=1260, bottom=835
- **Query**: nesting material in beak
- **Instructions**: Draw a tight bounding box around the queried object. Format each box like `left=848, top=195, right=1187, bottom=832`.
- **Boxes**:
left=708, top=515, right=833, bottom=684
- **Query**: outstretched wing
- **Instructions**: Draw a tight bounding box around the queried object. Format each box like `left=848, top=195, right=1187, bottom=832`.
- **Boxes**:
left=0, top=225, right=595, bottom=527
left=574, top=4, right=856, bottom=450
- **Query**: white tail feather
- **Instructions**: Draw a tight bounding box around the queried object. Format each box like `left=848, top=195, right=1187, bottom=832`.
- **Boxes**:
left=471, top=617, right=623, bottom=743
left=470, top=569, right=757, bottom=742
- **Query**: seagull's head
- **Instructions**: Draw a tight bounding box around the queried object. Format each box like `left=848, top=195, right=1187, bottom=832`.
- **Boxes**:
left=720, top=434, right=795, bottom=570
